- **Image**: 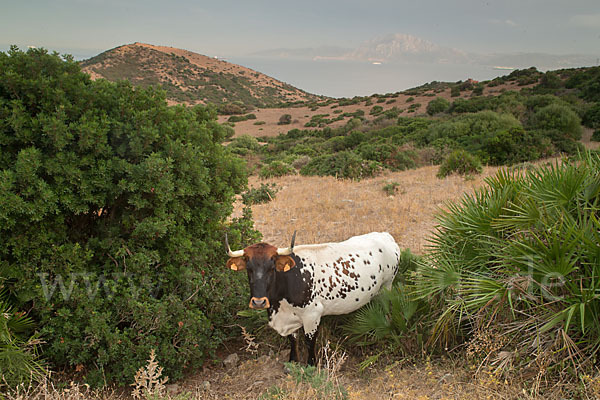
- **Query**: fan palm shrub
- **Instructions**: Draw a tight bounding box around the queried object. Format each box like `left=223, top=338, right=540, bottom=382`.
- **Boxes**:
left=417, top=151, right=600, bottom=381
left=0, top=284, right=45, bottom=387
left=341, top=250, right=429, bottom=366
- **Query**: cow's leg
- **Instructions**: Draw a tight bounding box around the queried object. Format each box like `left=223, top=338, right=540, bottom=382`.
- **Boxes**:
left=288, top=332, right=300, bottom=363
left=304, top=328, right=319, bottom=366
left=302, top=303, right=323, bottom=365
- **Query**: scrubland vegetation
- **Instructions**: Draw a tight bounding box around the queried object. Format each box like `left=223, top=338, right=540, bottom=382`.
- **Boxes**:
left=2, top=46, right=600, bottom=399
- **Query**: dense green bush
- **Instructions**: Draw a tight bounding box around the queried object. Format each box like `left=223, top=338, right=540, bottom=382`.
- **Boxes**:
left=426, top=97, right=450, bottom=115
left=259, top=160, right=296, bottom=178
left=0, top=47, right=258, bottom=386
left=437, top=149, right=482, bottom=178
left=278, top=114, right=292, bottom=125
left=357, top=142, right=416, bottom=171
left=582, top=102, right=600, bottom=128
left=228, top=134, right=262, bottom=155
left=241, top=183, right=278, bottom=205
left=300, top=151, right=382, bottom=180
left=592, top=129, right=600, bottom=142
left=227, top=113, right=257, bottom=123
left=529, top=103, right=583, bottom=140
left=370, top=105, right=384, bottom=116
left=418, top=153, right=600, bottom=379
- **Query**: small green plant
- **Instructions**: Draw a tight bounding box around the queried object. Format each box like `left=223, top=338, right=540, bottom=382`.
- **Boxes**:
left=437, top=149, right=483, bottom=178
left=592, top=129, right=600, bottom=142
left=382, top=181, right=401, bottom=196
left=241, top=183, right=279, bottom=205
left=254, top=120, right=266, bottom=125
left=370, top=105, right=384, bottom=116
left=278, top=114, right=292, bottom=125
left=406, top=96, right=415, bottom=103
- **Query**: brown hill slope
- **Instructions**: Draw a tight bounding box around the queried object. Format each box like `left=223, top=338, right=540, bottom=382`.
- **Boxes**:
left=80, top=42, right=320, bottom=106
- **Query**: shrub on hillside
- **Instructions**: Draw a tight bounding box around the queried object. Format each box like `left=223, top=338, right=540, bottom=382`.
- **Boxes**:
left=227, top=113, right=257, bottom=123
left=217, top=102, right=245, bottom=115
left=583, top=102, right=600, bottom=128
left=418, top=153, right=600, bottom=382
left=278, top=114, right=292, bottom=125
left=437, top=149, right=483, bottom=178
left=529, top=103, right=583, bottom=139
left=228, top=134, right=262, bottom=155
left=370, top=105, right=384, bottom=116
left=357, top=142, right=416, bottom=171
left=0, top=47, right=259, bottom=386
left=241, top=183, right=278, bottom=205
left=259, top=161, right=296, bottom=178
left=592, top=129, right=600, bottom=142
left=426, top=97, right=450, bottom=115
left=300, top=151, right=382, bottom=180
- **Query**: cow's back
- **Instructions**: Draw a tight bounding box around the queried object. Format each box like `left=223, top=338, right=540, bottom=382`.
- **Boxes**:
left=293, top=232, right=400, bottom=316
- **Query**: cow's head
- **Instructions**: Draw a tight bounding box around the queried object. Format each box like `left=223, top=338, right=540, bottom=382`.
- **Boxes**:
left=226, top=232, right=297, bottom=309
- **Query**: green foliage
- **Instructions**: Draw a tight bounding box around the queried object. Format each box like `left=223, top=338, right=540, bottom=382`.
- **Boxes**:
left=278, top=114, right=292, bottom=125
left=382, top=182, right=400, bottom=196
left=529, top=103, right=583, bottom=140
left=227, top=113, right=257, bottom=123
left=450, top=86, right=460, bottom=97
left=0, top=285, right=46, bottom=387
left=357, top=142, right=416, bottom=171
left=259, top=161, right=296, bottom=178
left=0, top=46, right=259, bottom=386
left=228, top=134, right=262, bottom=155
left=369, top=105, right=384, bottom=116
left=437, top=150, right=482, bottom=178
left=417, top=153, right=600, bottom=378
left=342, top=250, right=427, bottom=356
left=426, top=97, right=450, bottom=115
left=217, top=103, right=246, bottom=115
left=300, top=151, right=382, bottom=180
left=592, top=129, right=600, bottom=142
left=582, top=102, right=600, bottom=128
left=241, top=183, right=278, bottom=205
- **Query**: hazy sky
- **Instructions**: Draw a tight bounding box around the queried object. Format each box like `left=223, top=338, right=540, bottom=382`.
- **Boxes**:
left=2, top=0, right=599, bottom=58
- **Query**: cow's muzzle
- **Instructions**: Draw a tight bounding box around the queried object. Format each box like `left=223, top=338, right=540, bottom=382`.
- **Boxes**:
left=249, top=297, right=270, bottom=309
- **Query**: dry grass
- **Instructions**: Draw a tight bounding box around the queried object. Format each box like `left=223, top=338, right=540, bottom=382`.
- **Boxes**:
left=238, top=165, right=500, bottom=254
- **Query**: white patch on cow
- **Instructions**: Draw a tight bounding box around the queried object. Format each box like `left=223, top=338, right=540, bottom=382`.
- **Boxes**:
left=270, top=232, right=400, bottom=338
left=268, top=299, right=303, bottom=336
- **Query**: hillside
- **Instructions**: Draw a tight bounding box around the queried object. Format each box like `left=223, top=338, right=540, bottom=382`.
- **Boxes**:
left=80, top=42, right=320, bottom=107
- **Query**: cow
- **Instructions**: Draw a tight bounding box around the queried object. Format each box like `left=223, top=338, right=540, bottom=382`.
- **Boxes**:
left=225, top=231, right=400, bottom=365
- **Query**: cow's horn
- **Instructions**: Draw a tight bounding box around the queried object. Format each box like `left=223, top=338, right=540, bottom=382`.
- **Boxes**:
left=277, top=231, right=297, bottom=256
left=225, top=233, right=245, bottom=258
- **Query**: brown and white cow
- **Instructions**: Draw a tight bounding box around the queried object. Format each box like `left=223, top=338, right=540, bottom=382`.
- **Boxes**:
left=226, top=231, right=400, bottom=365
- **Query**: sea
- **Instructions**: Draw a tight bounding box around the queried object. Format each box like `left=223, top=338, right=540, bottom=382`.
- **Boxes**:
left=227, top=56, right=516, bottom=98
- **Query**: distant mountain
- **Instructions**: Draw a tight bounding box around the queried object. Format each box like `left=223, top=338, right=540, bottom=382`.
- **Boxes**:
left=251, top=33, right=597, bottom=70
left=80, top=43, right=320, bottom=106
left=348, top=33, right=470, bottom=64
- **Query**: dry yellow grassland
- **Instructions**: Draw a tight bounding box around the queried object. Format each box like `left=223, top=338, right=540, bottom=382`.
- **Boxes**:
left=241, top=165, right=500, bottom=253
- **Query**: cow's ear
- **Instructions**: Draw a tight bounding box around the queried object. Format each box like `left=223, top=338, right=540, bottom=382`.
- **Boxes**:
left=227, top=257, right=246, bottom=271
left=275, top=255, right=296, bottom=272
